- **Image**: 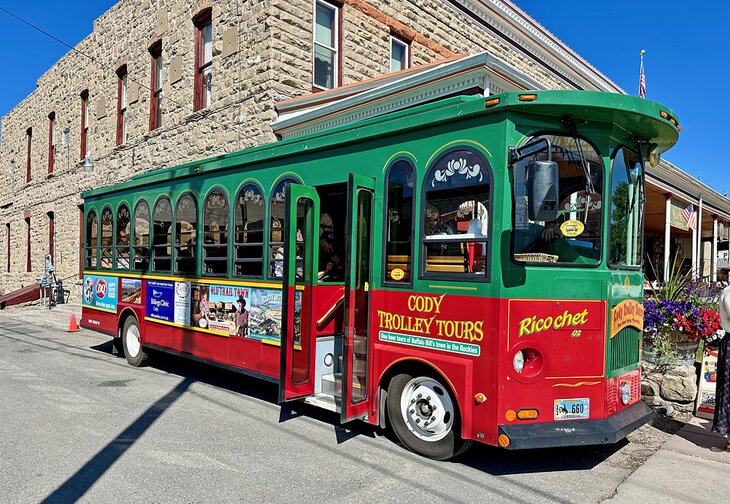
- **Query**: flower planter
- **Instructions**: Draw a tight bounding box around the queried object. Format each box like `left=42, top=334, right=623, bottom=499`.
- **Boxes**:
left=643, top=340, right=699, bottom=366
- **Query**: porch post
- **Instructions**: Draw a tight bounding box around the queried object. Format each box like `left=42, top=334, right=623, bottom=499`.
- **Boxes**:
left=712, top=217, right=718, bottom=282
left=663, top=193, right=672, bottom=282
left=697, top=197, right=703, bottom=280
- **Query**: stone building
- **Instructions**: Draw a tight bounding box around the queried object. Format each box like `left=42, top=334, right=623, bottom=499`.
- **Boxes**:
left=0, top=0, right=726, bottom=296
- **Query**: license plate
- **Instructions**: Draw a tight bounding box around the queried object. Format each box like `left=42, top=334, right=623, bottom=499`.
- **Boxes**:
left=554, top=398, right=590, bottom=421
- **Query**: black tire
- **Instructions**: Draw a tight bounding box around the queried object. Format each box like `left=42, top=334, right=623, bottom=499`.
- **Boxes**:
left=122, top=317, right=149, bottom=367
left=386, top=372, right=471, bottom=460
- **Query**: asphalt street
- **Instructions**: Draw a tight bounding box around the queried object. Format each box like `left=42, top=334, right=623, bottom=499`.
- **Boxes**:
left=0, top=316, right=673, bottom=504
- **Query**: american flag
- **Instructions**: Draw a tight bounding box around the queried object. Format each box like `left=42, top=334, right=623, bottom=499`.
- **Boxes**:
left=638, top=56, right=646, bottom=98
left=681, top=204, right=697, bottom=231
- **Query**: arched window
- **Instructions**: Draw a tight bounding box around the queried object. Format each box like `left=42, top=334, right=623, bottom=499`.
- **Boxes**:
left=384, top=159, right=415, bottom=284
left=85, top=209, right=98, bottom=269
left=100, top=207, right=113, bottom=270
left=152, top=197, right=172, bottom=272
left=116, top=204, right=131, bottom=270
left=234, top=183, right=265, bottom=277
left=175, top=194, right=197, bottom=274
left=269, top=177, right=298, bottom=278
left=203, top=190, right=229, bottom=275
left=423, top=148, right=491, bottom=278
left=132, top=201, right=150, bottom=271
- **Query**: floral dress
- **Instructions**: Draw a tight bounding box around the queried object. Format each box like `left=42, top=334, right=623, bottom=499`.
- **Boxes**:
left=712, top=332, right=730, bottom=436
left=713, top=287, right=730, bottom=436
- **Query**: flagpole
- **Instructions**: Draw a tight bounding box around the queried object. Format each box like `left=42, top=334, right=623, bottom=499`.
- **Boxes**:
left=638, top=50, right=646, bottom=98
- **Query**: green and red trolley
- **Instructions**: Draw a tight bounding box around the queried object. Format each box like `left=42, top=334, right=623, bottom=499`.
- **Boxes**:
left=81, top=90, right=680, bottom=459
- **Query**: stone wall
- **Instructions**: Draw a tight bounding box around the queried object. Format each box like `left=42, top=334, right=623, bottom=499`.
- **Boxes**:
left=0, top=0, right=611, bottom=296
left=642, top=362, right=699, bottom=415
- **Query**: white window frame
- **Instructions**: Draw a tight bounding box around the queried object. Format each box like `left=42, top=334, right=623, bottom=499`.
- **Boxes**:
left=312, top=0, right=339, bottom=90
left=390, top=36, right=409, bottom=73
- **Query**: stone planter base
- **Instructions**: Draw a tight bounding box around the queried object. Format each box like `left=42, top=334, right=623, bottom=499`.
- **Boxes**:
left=641, top=362, right=698, bottom=415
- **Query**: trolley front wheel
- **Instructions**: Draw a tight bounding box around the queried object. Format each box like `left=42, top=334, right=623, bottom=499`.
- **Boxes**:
left=386, top=372, right=471, bottom=460
left=122, top=317, right=149, bottom=367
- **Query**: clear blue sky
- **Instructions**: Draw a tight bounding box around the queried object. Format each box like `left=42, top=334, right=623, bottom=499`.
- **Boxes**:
left=1, top=1, right=727, bottom=194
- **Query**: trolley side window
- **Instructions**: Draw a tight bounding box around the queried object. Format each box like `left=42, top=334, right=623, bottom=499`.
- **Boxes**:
left=234, top=184, right=265, bottom=278
left=175, top=193, right=198, bottom=274
left=203, top=189, right=229, bottom=276
left=384, top=159, right=415, bottom=285
left=152, top=197, right=173, bottom=272
left=269, top=177, right=299, bottom=279
left=421, top=148, right=491, bottom=279
left=133, top=200, right=150, bottom=271
left=100, top=206, right=113, bottom=270
left=116, top=204, right=131, bottom=270
left=85, top=209, right=98, bottom=269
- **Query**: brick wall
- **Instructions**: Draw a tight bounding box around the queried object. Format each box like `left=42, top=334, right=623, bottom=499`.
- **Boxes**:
left=0, top=0, right=598, bottom=295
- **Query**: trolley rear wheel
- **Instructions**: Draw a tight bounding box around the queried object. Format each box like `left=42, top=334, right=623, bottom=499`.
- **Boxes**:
left=386, top=372, right=471, bottom=460
left=122, top=317, right=149, bottom=367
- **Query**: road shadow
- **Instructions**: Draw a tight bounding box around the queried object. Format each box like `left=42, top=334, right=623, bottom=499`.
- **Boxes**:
left=41, top=377, right=193, bottom=503
left=456, top=438, right=627, bottom=475
left=85, top=344, right=630, bottom=468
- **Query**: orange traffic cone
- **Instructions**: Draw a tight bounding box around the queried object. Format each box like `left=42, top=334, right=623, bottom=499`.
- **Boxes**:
left=68, top=313, right=81, bottom=332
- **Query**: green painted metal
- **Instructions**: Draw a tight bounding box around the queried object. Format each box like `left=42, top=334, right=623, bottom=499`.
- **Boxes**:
left=82, top=90, right=681, bottom=376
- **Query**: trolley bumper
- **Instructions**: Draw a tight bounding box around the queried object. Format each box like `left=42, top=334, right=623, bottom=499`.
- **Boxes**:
left=497, top=401, right=652, bottom=450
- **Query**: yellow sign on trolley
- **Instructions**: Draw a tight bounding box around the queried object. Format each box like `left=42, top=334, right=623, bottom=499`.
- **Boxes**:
left=560, top=219, right=585, bottom=238
left=610, top=299, right=644, bottom=338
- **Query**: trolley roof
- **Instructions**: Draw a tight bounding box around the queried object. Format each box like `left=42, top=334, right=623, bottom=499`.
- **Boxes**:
left=83, top=90, right=679, bottom=199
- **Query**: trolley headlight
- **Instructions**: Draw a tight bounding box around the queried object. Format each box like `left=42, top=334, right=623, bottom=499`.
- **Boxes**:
left=620, top=382, right=631, bottom=405
left=513, top=350, right=525, bottom=374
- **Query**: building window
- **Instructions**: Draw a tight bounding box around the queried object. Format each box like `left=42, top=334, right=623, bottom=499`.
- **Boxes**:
left=116, top=65, right=127, bottom=146
left=384, top=159, right=415, bottom=284
left=25, top=216, right=31, bottom=273
left=100, top=207, right=113, bottom=269
left=234, top=184, right=264, bottom=278
left=85, top=209, right=98, bottom=269
left=313, top=0, right=339, bottom=90
left=422, top=148, right=491, bottom=278
left=193, top=10, right=212, bottom=111
left=48, top=112, right=56, bottom=174
left=269, top=178, right=299, bottom=278
left=26, top=128, right=32, bottom=183
left=48, top=212, right=55, bottom=265
left=203, top=190, right=229, bottom=276
left=116, top=204, right=131, bottom=270
left=390, top=36, right=409, bottom=73
left=132, top=200, right=150, bottom=271
left=149, top=42, right=163, bottom=130
left=174, top=194, right=197, bottom=274
left=152, top=197, right=172, bottom=272
left=80, top=90, right=89, bottom=161
left=6, top=223, right=10, bottom=273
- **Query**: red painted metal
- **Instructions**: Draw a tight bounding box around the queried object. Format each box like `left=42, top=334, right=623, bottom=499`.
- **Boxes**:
left=0, top=284, right=40, bottom=309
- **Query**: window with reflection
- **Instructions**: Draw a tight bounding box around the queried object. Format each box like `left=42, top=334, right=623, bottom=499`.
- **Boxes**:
left=203, top=190, right=229, bottom=275
left=512, top=134, right=604, bottom=265
left=152, top=197, right=172, bottom=272
left=234, top=184, right=264, bottom=277
left=175, top=194, right=197, bottom=274
left=116, top=204, right=131, bottom=270
left=133, top=201, right=150, bottom=271
left=609, top=147, right=644, bottom=267
left=100, top=207, right=113, bottom=270
left=269, top=178, right=299, bottom=278
left=85, top=209, right=98, bottom=269
left=423, top=149, right=490, bottom=278
left=384, top=159, right=415, bottom=284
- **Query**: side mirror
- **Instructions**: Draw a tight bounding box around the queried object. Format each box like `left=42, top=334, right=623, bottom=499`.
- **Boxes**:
left=527, top=160, right=559, bottom=222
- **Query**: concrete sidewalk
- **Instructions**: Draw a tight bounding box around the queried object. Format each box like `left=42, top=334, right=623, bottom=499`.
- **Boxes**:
left=0, top=300, right=82, bottom=333
left=603, top=416, right=729, bottom=503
